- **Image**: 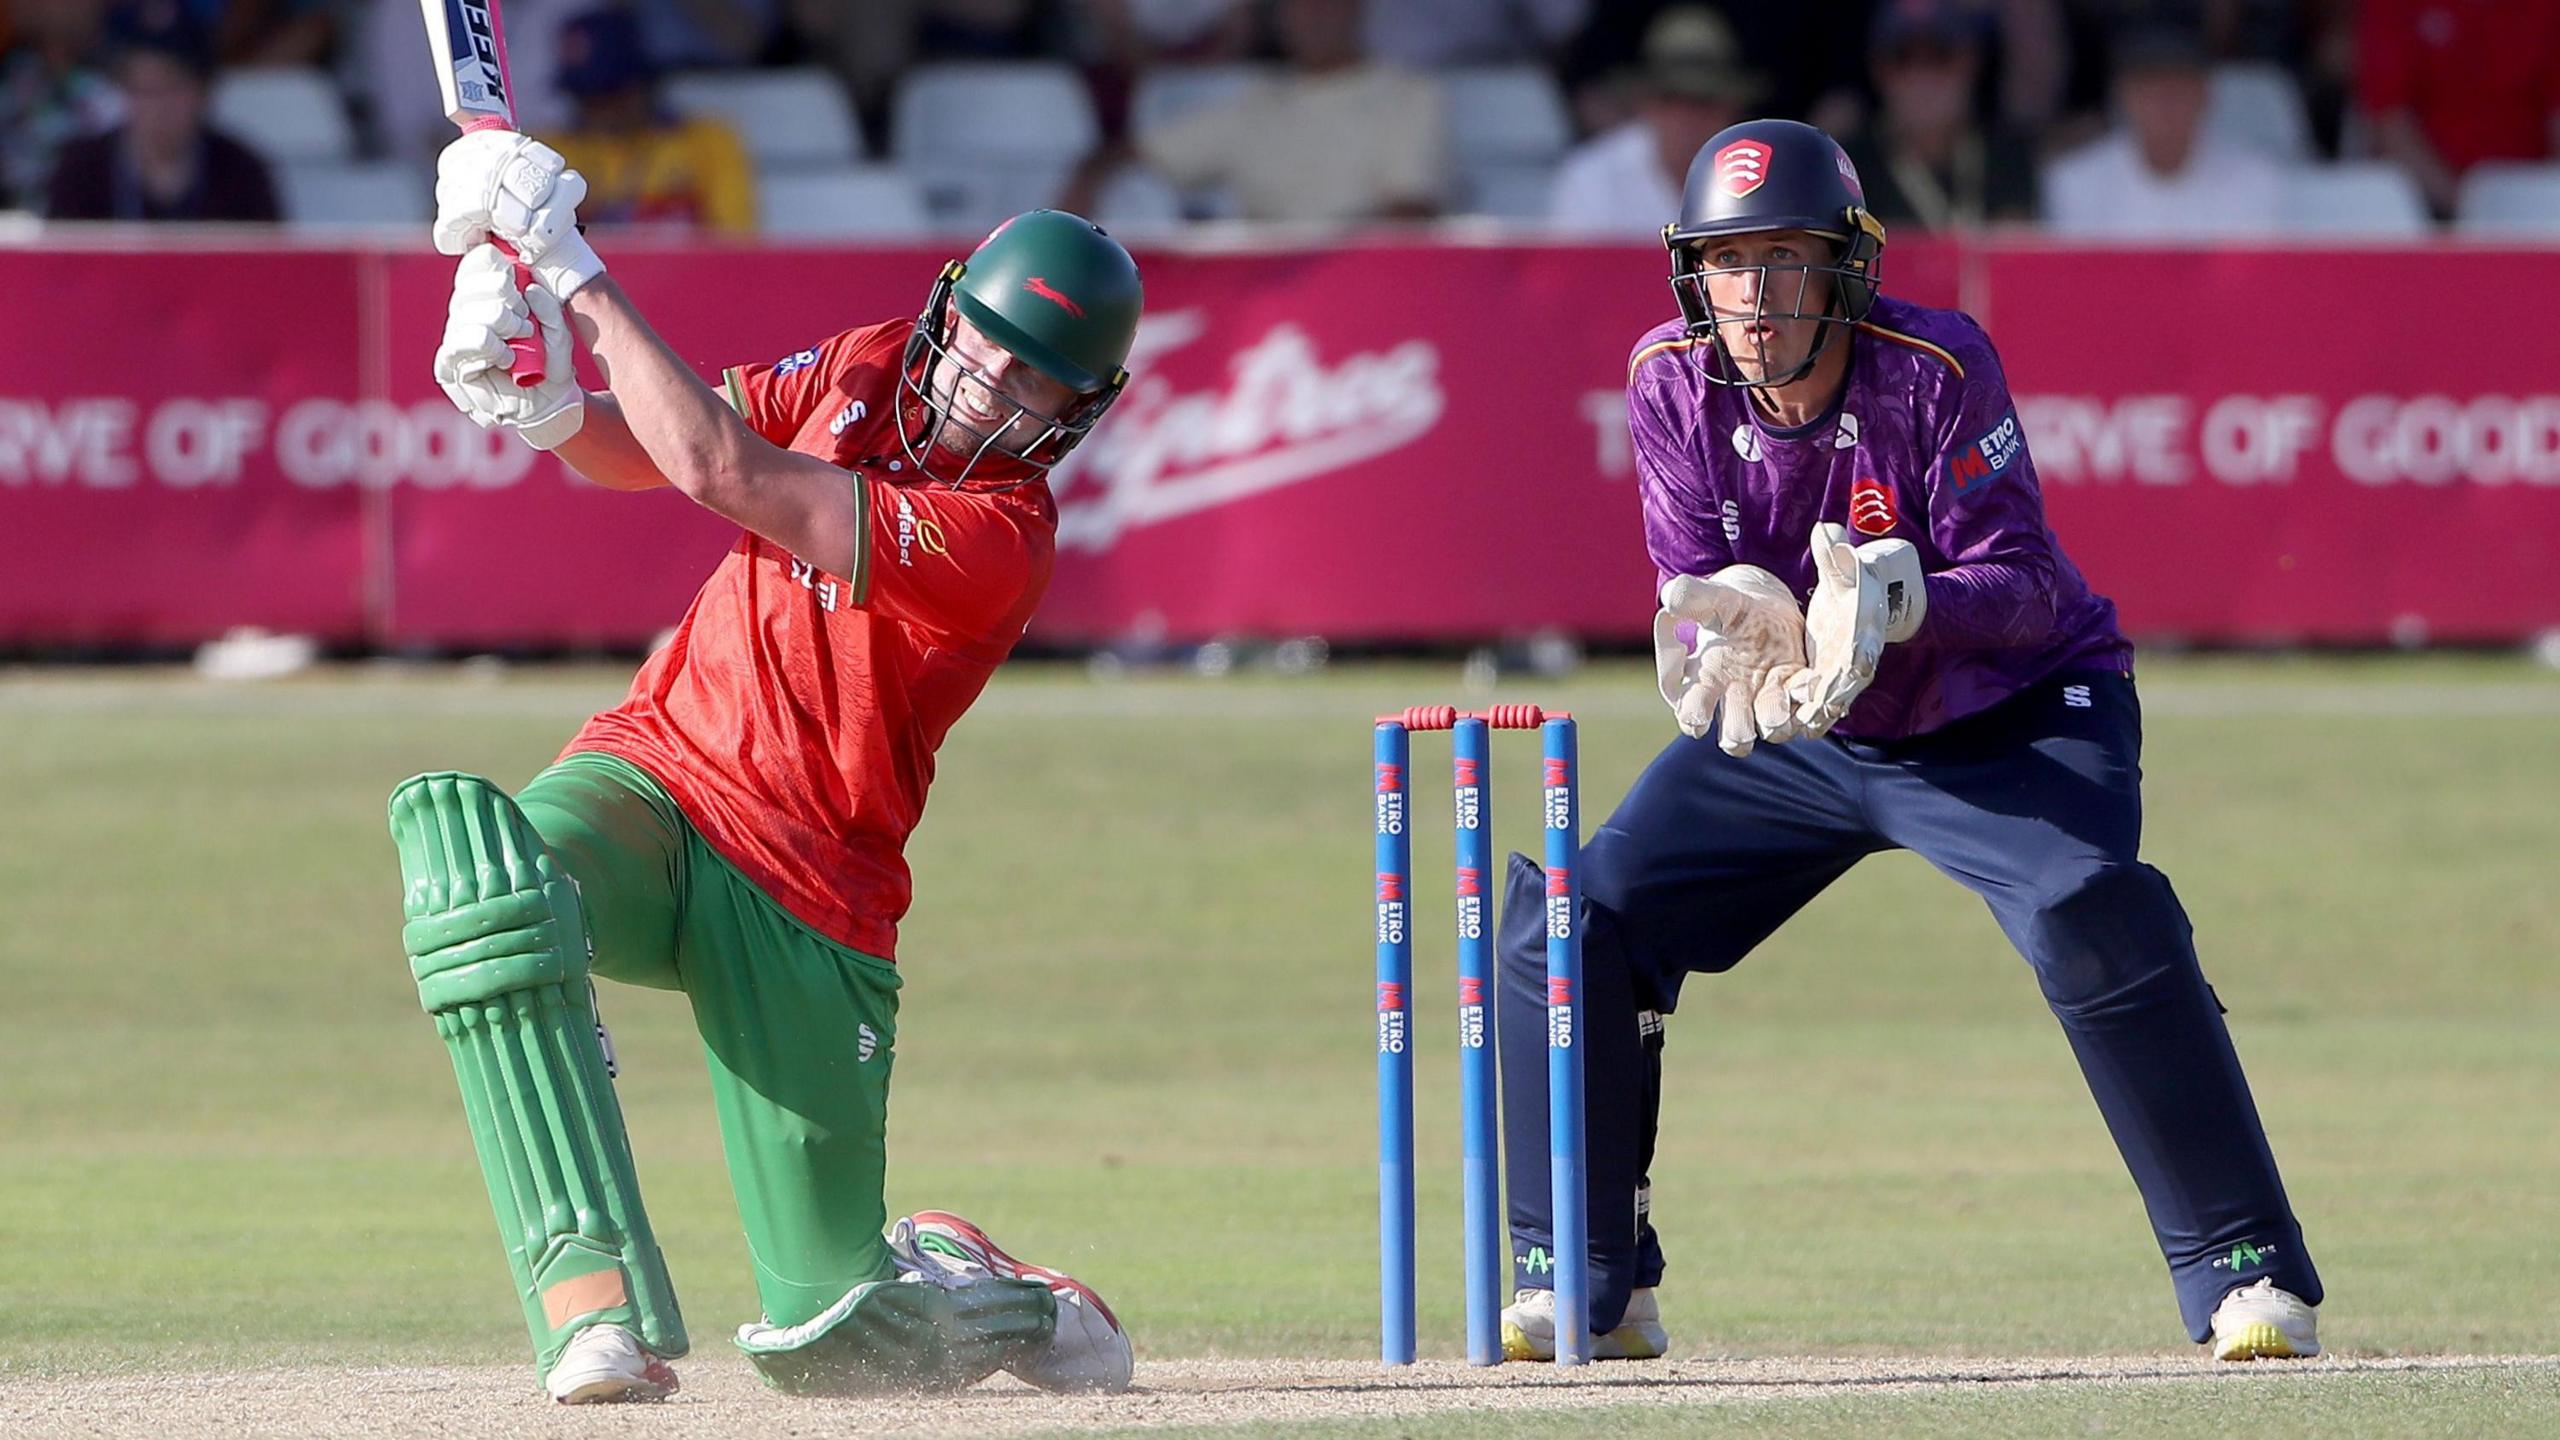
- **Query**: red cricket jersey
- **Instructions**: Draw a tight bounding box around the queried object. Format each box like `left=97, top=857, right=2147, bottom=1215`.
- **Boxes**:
left=565, top=319, right=1056, bottom=960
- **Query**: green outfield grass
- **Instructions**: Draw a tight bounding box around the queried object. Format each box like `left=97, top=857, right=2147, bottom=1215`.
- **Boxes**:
left=1, top=655, right=2554, bottom=1432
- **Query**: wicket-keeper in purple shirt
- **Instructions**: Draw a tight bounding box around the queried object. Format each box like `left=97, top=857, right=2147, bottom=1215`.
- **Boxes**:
left=1493, top=119, right=2323, bottom=1366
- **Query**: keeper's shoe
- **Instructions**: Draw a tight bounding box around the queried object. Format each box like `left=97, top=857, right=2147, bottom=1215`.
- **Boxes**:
left=901, top=1210, right=1134, bottom=1393
left=1499, top=1286, right=1668, bottom=1362
left=2209, top=1278, right=2321, bottom=1361
left=545, top=1322, right=680, bottom=1403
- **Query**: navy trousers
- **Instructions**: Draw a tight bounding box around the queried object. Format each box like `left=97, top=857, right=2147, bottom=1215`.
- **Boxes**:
left=1497, top=670, right=2320, bottom=1341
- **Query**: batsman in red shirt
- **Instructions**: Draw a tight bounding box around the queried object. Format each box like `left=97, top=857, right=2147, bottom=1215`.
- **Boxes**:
left=392, top=131, right=1143, bottom=1404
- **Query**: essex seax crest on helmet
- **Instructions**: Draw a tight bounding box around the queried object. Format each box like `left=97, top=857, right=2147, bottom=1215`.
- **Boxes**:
left=1662, top=118, right=1887, bottom=390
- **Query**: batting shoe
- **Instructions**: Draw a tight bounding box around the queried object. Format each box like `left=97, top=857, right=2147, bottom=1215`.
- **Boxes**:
left=1500, top=1286, right=1668, bottom=1362
left=901, top=1210, right=1135, bottom=1393
left=2208, top=1278, right=2321, bottom=1361
left=545, top=1322, right=680, bottom=1403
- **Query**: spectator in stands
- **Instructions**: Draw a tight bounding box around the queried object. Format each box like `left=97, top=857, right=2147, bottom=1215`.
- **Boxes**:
left=542, top=7, right=756, bottom=233
left=2040, top=15, right=2279, bottom=237
left=43, top=0, right=279, bottom=221
left=1366, top=0, right=1586, bottom=69
left=1076, top=0, right=1253, bottom=66
left=206, top=0, right=338, bottom=67
left=0, top=0, right=123, bottom=211
left=628, top=0, right=775, bottom=70
left=1839, top=0, right=2040, bottom=231
left=1545, top=7, right=1762, bottom=236
left=1069, top=0, right=1257, bottom=148
left=1553, top=1, right=1868, bottom=144
left=920, top=0, right=1048, bottom=58
left=766, top=0, right=922, bottom=147
left=2357, top=0, right=2560, bottom=220
left=1067, top=0, right=1446, bottom=223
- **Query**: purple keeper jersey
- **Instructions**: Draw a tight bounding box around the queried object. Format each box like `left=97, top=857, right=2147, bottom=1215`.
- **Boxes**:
left=1628, top=292, right=2132, bottom=740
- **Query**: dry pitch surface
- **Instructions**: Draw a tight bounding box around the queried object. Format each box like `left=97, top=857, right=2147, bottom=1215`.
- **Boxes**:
left=7, top=1354, right=2557, bottom=1439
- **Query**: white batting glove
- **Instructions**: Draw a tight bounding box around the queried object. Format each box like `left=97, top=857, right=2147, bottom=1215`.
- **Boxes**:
left=434, top=245, right=584, bottom=450
left=1790, top=523, right=1927, bottom=736
left=1653, top=565, right=1811, bottom=757
left=432, top=130, right=605, bottom=298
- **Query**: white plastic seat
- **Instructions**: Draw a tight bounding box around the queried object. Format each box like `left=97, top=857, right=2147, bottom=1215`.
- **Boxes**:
left=278, top=161, right=429, bottom=229
left=664, top=68, right=864, bottom=167
left=756, top=165, right=930, bottom=238
left=1443, top=65, right=1570, bottom=170
left=894, top=63, right=1100, bottom=228
left=2206, top=63, right=2312, bottom=164
left=894, top=62, right=1098, bottom=167
left=208, top=67, right=354, bottom=165
left=2277, top=163, right=2429, bottom=238
left=1088, top=164, right=1186, bottom=233
left=1460, top=160, right=1558, bottom=220
left=1129, top=63, right=1271, bottom=137
left=2455, top=162, right=2560, bottom=238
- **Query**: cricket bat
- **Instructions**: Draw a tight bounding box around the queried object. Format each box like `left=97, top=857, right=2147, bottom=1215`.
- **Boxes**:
left=419, top=0, right=544, bottom=383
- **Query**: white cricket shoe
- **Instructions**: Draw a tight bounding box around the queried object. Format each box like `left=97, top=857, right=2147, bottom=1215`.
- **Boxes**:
left=1500, top=1285, right=1668, bottom=1362
left=545, top=1322, right=680, bottom=1403
left=902, top=1210, right=1134, bottom=1393
left=2209, top=1278, right=2320, bottom=1361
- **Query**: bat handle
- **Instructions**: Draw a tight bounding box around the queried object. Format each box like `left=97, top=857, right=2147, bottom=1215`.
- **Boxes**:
left=453, top=117, right=546, bottom=387
left=493, top=236, right=548, bottom=387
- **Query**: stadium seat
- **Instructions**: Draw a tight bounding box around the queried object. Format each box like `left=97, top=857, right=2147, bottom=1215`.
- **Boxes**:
left=893, top=63, right=1099, bottom=229
left=757, top=166, right=931, bottom=239
left=2206, top=64, right=2312, bottom=163
left=1443, top=65, right=1571, bottom=170
left=2278, top=163, right=2429, bottom=238
left=664, top=68, right=864, bottom=167
left=1088, top=164, right=1187, bottom=233
left=1129, top=63, right=1271, bottom=138
left=2455, top=163, right=2560, bottom=238
left=1461, top=161, right=1559, bottom=221
left=1443, top=66, right=1571, bottom=221
left=208, top=67, right=354, bottom=165
left=278, top=162, right=430, bottom=230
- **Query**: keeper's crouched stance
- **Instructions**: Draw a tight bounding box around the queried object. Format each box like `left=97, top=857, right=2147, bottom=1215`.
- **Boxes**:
left=391, top=131, right=1142, bottom=1402
left=1495, top=120, right=2323, bottom=1367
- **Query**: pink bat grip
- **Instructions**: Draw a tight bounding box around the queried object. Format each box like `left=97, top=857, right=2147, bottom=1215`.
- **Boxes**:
left=456, top=114, right=546, bottom=387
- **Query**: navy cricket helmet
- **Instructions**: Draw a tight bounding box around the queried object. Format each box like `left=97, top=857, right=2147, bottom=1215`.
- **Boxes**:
left=1662, top=118, right=1888, bottom=387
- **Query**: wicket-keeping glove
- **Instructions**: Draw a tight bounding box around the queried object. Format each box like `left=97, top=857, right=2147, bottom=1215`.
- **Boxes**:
left=1653, top=564, right=1811, bottom=757
left=432, top=130, right=605, bottom=299
left=434, top=245, right=584, bottom=450
left=1790, top=522, right=1926, bottom=736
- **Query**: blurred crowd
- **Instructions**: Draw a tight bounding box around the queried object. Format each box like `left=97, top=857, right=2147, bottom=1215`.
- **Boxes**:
left=2, top=0, right=2556, bottom=237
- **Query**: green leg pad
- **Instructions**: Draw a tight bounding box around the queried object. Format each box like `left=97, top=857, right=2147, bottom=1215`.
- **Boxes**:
left=389, top=771, right=688, bottom=1377
left=737, top=1273, right=1057, bottom=1396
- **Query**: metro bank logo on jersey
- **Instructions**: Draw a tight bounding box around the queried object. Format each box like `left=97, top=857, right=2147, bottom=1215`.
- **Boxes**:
left=1950, top=407, right=2026, bottom=492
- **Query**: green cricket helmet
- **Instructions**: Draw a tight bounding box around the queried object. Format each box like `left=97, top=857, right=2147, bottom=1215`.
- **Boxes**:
left=900, top=209, right=1143, bottom=488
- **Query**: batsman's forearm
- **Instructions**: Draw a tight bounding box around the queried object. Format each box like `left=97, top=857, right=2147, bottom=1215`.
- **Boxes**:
left=553, top=393, right=673, bottom=492
left=569, top=277, right=758, bottom=505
